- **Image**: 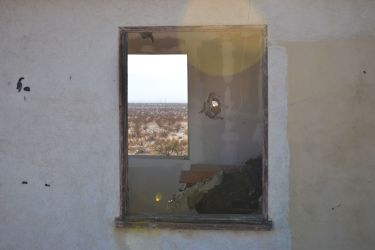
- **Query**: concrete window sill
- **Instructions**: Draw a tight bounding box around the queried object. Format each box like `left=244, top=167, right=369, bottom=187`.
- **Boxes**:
left=114, top=214, right=273, bottom=230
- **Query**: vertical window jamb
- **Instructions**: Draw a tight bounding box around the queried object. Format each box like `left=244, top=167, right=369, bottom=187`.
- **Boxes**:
left=119, top=31, right=129, bottom=219
left=262, top=27, right=269, bottom=221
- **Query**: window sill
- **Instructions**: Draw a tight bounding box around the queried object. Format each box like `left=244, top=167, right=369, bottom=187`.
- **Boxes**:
left=114, top=214, right=273, bottom=231
left=128, top=155, right=189, bottom=160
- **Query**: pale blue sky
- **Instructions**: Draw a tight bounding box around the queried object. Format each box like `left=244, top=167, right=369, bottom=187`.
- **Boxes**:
left=128, top=54, right=188, bottom=103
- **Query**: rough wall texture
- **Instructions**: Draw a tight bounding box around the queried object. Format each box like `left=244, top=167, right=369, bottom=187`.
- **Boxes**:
left=0, top=0, right=374, bottom=250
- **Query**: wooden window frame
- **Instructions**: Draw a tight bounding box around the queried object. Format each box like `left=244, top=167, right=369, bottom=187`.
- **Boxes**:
left=115, top=25, right=272, bottom=230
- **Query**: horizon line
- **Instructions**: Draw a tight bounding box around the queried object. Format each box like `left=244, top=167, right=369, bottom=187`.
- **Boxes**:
left=128, top=102, right=187, bottom=104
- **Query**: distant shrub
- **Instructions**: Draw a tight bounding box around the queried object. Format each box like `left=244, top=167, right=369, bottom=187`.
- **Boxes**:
left=174, top=122, right=182, bottom=132
left=155, top=138, right=188, bottom=156
left=160, top=129, right=169, bottom=138
left=128, top=103, right=188, bottom=156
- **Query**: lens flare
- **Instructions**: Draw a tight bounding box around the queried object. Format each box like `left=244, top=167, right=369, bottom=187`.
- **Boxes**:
left=177, top=29, right=264, bottom=77
left=155, top=192, right=163, bottom=203
left=176, top=0, right=265, bottom=76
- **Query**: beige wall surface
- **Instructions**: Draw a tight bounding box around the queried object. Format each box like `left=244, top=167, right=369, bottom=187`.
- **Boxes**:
left=287, top=37, right=375, bottom=250
left=0, top=0, right=374, bottom=250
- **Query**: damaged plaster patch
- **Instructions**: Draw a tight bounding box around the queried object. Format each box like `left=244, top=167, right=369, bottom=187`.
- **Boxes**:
left=331, top=203, right=341, bottom=211
left=16, top=77, right=31, bottom=99
left=16, top=77, right=24, bottom=92
left=199, top=92, right=223, bottom=120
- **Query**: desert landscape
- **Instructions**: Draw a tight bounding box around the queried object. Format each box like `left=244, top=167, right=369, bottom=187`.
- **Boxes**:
left=128, top=103, right=188, bottom=157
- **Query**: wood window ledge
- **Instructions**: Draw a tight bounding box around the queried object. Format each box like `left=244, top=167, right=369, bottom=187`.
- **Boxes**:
left=114, top=214, right=273, bottom=231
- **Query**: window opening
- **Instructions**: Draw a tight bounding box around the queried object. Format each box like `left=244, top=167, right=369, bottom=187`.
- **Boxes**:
left=128, top=54, right=188, bottom=157
left=116, top=26, right=271, bottom=230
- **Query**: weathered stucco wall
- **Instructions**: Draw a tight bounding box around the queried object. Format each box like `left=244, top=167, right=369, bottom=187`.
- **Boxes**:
left=0, top=0, right=374, bottom=250
left=287, top=37, right=375, bottom=250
